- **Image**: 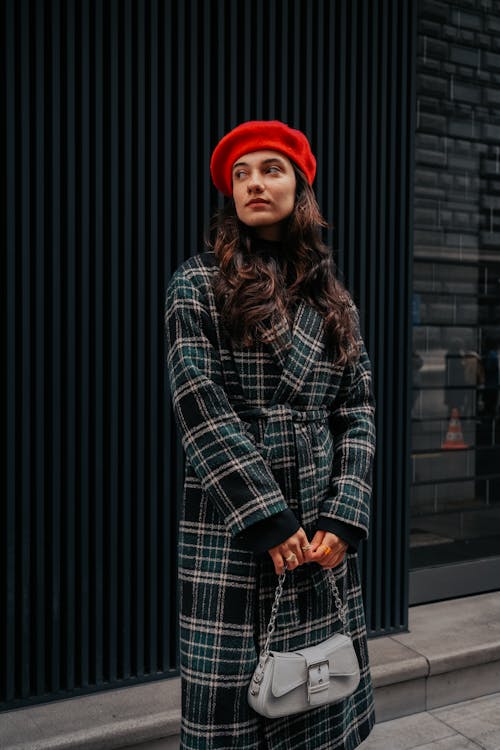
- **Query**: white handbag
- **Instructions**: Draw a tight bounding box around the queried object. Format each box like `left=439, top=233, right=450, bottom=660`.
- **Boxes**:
left=248, top=565, right=360, bottom=718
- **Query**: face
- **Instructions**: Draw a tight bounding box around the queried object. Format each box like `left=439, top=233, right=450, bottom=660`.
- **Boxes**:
left=231, top=150, right=297, bottom=241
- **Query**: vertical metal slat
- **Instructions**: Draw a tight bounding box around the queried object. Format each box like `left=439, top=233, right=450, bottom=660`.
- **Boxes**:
left=93, top=0, right=105, bottom=684
left=148, top=0, right=159, bottom=678
left=122, top=0, right=133, bottom=680
left=79, top=0, right=91, bottom=686
left=50, top=0, right=63, bottom=693
left=135, top=0, right=146, bottom=677
left=374, top=0, right=389, bottom=634
left=64, top=0, right=77, bottom=690
left=162, top=0, right=175, bottom=673
left=34, top=0, right=46, bottom=698
left=108, top=0, right=120, bottom=683
left=20, top=0, right=32, bottom=699
left=4, top=0, right=17, bottom=705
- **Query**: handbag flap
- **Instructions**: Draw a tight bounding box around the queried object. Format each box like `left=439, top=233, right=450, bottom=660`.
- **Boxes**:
left=270, top=634, right=359, bottom=698
left=270, top=652, right=308, bottom=697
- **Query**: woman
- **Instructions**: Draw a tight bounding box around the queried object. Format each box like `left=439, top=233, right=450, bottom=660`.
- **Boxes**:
left=165, top=120, right=376, bottom=750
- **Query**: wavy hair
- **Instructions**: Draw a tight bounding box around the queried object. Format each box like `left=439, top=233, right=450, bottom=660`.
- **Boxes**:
left=208, top=166, right=361, bottom=367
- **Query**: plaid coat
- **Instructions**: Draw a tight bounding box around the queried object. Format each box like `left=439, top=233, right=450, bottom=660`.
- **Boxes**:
left=165, top=250, right=376, bottom=750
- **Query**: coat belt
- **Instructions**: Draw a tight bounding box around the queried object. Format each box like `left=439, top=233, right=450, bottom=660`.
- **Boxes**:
left=235, top=404, right=330, bottom=511
left=236, top=403, right=329, bottom=424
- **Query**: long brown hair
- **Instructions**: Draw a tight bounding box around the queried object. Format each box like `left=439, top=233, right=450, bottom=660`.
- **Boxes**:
left=209, top=166, right=361, bottom=367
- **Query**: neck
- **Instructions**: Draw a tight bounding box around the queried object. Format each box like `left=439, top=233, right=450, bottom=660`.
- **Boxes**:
left=254, top=223, right=285, bottom=242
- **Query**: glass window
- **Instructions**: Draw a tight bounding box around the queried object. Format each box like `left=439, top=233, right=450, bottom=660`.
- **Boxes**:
left=411, top=2, right=500, bottom=571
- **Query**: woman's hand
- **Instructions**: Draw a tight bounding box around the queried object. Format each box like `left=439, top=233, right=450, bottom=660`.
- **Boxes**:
left=267, top=527, right=313, bottom=575
left=309, top=530, right=348, bottom=569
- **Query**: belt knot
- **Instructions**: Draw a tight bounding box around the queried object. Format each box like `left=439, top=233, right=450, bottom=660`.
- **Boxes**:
left=236, top=403, right=329, bottom=424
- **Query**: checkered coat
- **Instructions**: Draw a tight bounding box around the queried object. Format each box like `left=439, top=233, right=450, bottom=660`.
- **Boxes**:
left=165, top=250, right=376, bottom=750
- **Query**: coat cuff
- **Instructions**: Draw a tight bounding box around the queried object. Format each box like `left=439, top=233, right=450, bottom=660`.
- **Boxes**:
left=316, top=516, right=365, bottom=551
left=234, top=509, right=300, bottom=555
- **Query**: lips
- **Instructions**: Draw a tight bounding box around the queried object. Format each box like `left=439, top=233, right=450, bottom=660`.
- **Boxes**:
left=246, top=199, right=269, bottom=207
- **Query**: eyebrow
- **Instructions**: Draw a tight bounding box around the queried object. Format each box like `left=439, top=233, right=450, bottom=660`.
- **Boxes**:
left=232, top=157, right=287, bottom=171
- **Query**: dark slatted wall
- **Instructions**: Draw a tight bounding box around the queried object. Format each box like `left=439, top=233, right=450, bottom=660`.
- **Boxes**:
left=1, top=0, right=416, bottom=710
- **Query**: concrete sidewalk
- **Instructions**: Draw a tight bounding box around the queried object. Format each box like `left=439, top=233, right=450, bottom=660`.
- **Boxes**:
left=120, top=693, right=500, bottom=750
left=359, top=692, right=500, bottom=750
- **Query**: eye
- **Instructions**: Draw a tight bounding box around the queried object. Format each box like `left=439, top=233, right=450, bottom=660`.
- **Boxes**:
left=266, top=165, right=281, bottom=174
left=234, top=169, right=247, bottom=180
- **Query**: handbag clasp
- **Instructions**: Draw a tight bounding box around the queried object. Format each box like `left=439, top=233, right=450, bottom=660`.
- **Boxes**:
left=307, top=659, right=330, bottom=704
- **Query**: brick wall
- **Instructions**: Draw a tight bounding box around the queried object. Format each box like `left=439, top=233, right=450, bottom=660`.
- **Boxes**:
left=415, top=0, right=500, bottom=261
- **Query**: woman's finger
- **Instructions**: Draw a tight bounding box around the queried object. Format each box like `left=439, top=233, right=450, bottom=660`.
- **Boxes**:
left=298, top=529, right=314, bottom=562
left=309, top=542, right=333, bottom=563
left=320, top=554, right=343, bottom=569
left=296, top=528, right=311, bottom=563
left=309, top=530, right=325, bottom=552
left=310, top=533, right=346, bottom=560
left=284, top=529, right=309, bottom=565
left=319, top=545, right=347, bottom=569
left=280, top=545, right=301, bottom=568
left=269, top=549, right=285, bottom=575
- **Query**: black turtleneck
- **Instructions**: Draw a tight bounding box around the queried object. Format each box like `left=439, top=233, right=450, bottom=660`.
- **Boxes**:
left=249, top=235, right=298, bottom=293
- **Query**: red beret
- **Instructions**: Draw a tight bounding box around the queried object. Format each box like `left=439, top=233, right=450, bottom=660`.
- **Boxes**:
left=210, top=120, right=317, bottom=196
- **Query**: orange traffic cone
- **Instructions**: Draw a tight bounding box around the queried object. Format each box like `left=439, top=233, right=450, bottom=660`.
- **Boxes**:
left=441, top=408, right=469, bottom=450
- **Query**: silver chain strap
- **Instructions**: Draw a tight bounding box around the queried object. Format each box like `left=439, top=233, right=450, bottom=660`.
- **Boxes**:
left=260, top=564, right=348, bottom=661
left=327, top=568, right=348, bottom=632
left=261, top=568, right=287, bottom=659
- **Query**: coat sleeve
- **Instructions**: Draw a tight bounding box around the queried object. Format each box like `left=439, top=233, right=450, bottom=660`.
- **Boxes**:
left=165, top=266, right=299, bottom=543
left=318, top=332, right=376, bottom=542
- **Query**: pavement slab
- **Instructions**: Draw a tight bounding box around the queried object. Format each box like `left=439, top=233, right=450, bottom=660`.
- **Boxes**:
left=360, top=692, right=500, bottom=750
left=368, top=637, right=429, bottom=687
left=432, top=693, right=500, bottom=750
left=0, top=680, right=181, bottom=750
left=391, top=593, right=500, bottom=677
left=357, top=711, right=456, bottom=750
left=411, top=738, right=483, bottom=750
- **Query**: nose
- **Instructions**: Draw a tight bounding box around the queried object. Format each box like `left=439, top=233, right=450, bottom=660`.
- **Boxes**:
left=247, top=170, right=264, bottom=193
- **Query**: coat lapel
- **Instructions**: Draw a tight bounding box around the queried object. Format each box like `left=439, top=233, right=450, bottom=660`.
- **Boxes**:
left=260, top=309, right=292, bottom=371
left=267, top=299, right=327, bottom=405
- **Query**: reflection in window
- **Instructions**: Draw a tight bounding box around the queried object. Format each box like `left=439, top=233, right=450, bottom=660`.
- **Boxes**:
left=410, top=2, right=500, bottom=569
